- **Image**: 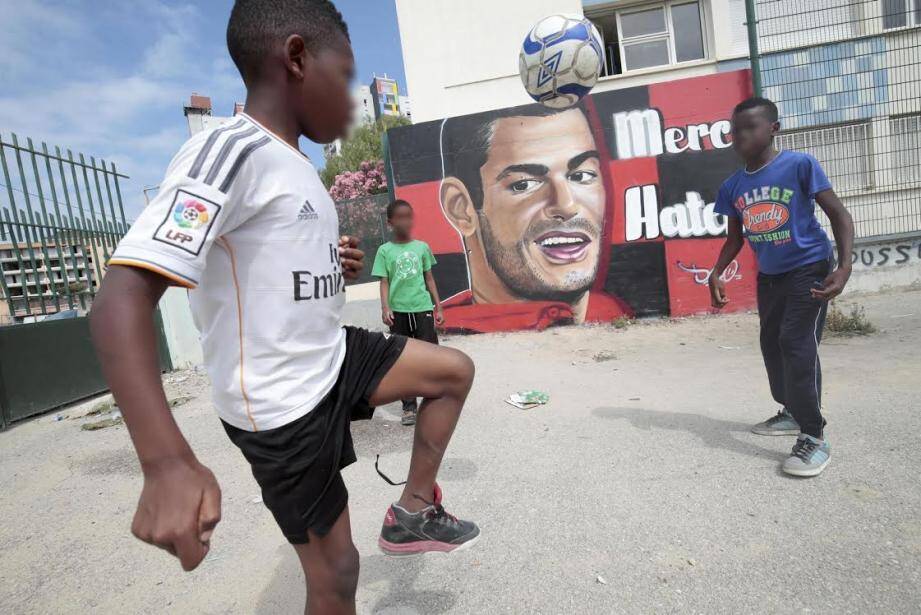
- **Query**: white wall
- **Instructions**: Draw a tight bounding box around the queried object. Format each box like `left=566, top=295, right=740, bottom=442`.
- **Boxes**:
left=185, top=113, right=233, bottom=138
left=396, top=0, right=583, bottom=122
left=158, top=287, right=202, bottom=369
left=396, top=0, right=745, bottom=123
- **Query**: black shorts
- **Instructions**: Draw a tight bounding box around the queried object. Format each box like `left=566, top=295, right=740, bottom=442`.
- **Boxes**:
left=222, top=326, right=406, bottom=544
left=390, top=310, right=438, bottom=345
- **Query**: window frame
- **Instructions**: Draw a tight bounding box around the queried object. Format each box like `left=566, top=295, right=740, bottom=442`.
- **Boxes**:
left=614, top=0, right=709, bottom=72
left=882, top=0, right=921, bottom=30
left=889, top=113, right=921, bottom=186
left=775, top=121, right=875, bottom=194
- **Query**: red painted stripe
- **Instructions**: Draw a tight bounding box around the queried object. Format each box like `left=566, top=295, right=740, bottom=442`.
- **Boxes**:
left=664, top=238, right=758, bottom=316
left=648, top=69, right=753, bottom=152
left=393, top=181, right=464, bottom=254
left=608, top=157, right=661, bottom=245
left=583, top=95, right=617, bottom=291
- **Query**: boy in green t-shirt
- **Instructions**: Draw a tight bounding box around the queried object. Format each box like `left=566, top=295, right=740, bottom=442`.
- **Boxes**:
left=372, top=199, right=444, bottom=425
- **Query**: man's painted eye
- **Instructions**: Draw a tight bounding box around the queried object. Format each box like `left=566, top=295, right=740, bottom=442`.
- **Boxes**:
left=510, top=179, right=540, bottom=193
left=568, top=170, right=597, bottom=184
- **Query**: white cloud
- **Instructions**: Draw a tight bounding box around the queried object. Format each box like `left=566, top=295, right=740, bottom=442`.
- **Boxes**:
left=0, top=0, right=90, bottom=79
left=0, top=0, right=243, bottom=219
left=141, top=2, right=202, bottom=78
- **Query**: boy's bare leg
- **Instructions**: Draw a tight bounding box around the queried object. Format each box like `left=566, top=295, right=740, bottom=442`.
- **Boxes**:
left=294, top=507, right=359, bottom=615
left=369, top=339, right=474, bottom=511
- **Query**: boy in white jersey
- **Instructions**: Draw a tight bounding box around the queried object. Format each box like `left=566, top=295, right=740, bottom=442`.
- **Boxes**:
left=90, top=1, right=478, bottom=612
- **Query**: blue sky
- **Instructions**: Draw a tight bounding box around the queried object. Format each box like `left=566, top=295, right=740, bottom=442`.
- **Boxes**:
left=0, top=0, right=407, bottom=219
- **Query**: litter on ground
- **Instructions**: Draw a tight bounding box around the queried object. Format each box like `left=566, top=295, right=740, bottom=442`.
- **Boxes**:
left=505, top=390, right=550, bottom=410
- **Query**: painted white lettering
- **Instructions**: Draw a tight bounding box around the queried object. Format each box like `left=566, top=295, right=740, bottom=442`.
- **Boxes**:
left=660, top=203, right=693, bottom=238
left=710, top=120, right=732, bottom=148
left=687, top=124, right=710, bottom=151
left=664, top=127, right=688, bottom=154
left=703, top=202, right=728, bottom=235
left=613, top=110, right=733, bottom=159
left=626, top=189, right=726, bottom=242
left=614, top=110, right=664, bottom=159
left=684, top=191, right=707, bottom=236
left=625, top=185, right=660, bottom=241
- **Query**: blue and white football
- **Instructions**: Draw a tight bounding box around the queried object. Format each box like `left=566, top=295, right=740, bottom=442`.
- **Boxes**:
left=519, top=15, right=604, bottom=109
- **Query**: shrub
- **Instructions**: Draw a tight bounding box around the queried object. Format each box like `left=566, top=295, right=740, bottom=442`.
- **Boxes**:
left=825, top=303, right=876, bottom=336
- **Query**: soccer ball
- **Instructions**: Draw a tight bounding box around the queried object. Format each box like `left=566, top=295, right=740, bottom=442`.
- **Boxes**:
left=519, top=15, right=604, bottom=109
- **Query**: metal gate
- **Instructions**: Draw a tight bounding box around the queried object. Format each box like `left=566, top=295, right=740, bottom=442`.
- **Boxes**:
left=335, top=193, right=391, bottom=285
left=0, top=132, right=171, bottom=428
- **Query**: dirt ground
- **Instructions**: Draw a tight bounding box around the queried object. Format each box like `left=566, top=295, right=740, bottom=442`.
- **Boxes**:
left=2, top=288, right=920, bottom=614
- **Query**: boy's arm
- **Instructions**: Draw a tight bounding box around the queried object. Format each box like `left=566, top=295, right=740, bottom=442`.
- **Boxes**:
left=90, top=265, right=220, bottom=571
left=813, top=189, right=854, bottom=300
left=424, top=269, right=444, bottom=325
left=371, top=246, right=393, bottom=326
left=378, top=276, right=394, bottom=326
left=421, top=243, right=443, bottom=325
left=708, top=217, right=745, bottom=309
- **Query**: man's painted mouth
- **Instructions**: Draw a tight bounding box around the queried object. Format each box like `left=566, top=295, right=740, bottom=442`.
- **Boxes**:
left=534, top=231, right=592, bottom=263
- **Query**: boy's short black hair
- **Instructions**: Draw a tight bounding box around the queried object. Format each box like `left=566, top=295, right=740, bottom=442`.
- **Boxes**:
left=733, top=97, right=779, bottom=123
left=387, top=199, right=412, bottom=219
left=227, top=0, right=350, bottom=86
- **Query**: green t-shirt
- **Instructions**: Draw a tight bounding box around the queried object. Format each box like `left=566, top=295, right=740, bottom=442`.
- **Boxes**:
left=372, top=240, right=437, bottom=313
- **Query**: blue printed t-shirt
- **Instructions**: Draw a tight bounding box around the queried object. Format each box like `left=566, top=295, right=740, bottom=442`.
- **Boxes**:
left=714, top=150, right=833, bottom=275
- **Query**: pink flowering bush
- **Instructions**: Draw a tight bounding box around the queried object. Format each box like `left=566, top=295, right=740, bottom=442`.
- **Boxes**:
left=328, top=160, right=388, bottom=200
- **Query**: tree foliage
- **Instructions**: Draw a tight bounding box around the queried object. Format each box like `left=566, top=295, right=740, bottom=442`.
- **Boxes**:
left=320, top=115, right=411, bottom=188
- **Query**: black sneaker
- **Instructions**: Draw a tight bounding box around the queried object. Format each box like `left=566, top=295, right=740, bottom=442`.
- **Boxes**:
left=751, top=408, right=800, bottom=436
left=401, top=401, right=417, bottom=426
left=378, top=483, right=480, bottom=555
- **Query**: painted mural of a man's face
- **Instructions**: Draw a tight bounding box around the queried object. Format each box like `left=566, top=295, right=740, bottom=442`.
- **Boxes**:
left=441, top=107, right=605, bottom=304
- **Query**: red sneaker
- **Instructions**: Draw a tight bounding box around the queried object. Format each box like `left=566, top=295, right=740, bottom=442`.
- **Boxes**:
left=378, top=484, right=480, bottom=556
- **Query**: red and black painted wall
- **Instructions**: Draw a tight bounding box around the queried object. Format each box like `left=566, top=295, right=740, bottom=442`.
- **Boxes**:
left=388, top=69, right=756, bottom=333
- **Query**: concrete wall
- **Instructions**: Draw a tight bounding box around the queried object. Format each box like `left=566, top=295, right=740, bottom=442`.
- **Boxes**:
left=395, top=0, right=745, bottom=123
left=158, top=287, right=202, bottom=369
left=395, top=0, right=581, bottom=122
left=844, top=235, right=921, bottom=295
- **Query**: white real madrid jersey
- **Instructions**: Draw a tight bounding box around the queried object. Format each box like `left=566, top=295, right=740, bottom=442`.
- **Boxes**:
left=111, top=113, right=346, bottom=431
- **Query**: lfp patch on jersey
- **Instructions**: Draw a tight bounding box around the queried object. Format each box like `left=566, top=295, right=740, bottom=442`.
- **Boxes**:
left=153, top=190, right=222, bottom=255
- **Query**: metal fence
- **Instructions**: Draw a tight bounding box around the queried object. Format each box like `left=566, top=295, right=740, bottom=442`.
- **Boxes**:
left=335, top=192, right=391, bottom=285
left=0, top=133, right=128, bottom=323
left=748, top=0, right=921, bottom=240
left=0, top=132, right=173, bottom=428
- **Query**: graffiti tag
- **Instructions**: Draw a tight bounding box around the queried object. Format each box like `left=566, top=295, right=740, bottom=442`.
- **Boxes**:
left=676, top=259, right=742, bottom=285
left=850, top=241, right=921, bottom=269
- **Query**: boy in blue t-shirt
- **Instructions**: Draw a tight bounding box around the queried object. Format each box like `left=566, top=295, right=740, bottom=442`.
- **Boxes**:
left=709, top=97, right=854, bottom=478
